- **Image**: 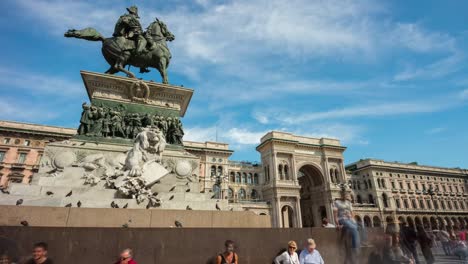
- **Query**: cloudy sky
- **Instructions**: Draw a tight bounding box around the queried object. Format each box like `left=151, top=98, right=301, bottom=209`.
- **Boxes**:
left=1, top=0, right=467, bottom=167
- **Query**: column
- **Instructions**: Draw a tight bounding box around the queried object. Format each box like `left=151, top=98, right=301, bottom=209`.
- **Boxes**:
left=290, top=154, right=298, bottom=183
left=296, top=196, right=303, bottom=227
left=275, top=196, right=282, bottom=227
left=272, top=152, right=278, bottom=187
left=322, top=157, right=331, bottom=190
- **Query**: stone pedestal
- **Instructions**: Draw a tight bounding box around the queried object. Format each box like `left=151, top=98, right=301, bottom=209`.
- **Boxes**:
left=0, top=72, right=229, bottom=211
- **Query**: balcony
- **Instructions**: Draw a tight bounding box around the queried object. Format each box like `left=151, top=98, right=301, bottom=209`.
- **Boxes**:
left=407, top=190, right=414, bottom=194
left=10, top=163, right=26, bottom=169
left=391, top=189, right=398, bottom=193
left=399, top=189, right=407, bottom=194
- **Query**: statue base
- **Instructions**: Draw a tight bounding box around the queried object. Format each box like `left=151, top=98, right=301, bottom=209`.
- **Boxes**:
left=0, top=72, right=229, bottom=211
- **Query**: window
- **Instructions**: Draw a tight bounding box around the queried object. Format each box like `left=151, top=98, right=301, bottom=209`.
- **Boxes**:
left=426, top=200, right=432, bottom=209
left=403, top=199, right=409, bottom=208
left=419, top=200, right=425, bottom=209
left=242, top=173, right=247, bottom=184
left=23, top=140, right=31, bottom=146
left=3, top=138, right=10, bottom=144
left=17, top=153, right=27, bottom=164
left=238, top=189, right=246, bottom=200
left=356, top=195, right=362, bottom=204
left=36, top=154, right=43, bottom=165
left=407, top=182, right=411, bottom=190
left=235, top=172, right=241, bottom=183
left=253, top=173, right=259, bottom=185
left=396, top=199, right=401, bottom=208
left=411, top=200, right=417, bottom=208
left=212, top=184, right=221, bottom=199
left=422, top=184, right=426, bottom=191
left=247, top=173, right=253, bottom=184
left=0, top=151, right=5, bottom=162
left=368, top=194, right=374, bottom=204
left=399, top=182, right=403, bottom=189
left=381, top=179, right=386, bottom=189
left=210, top=165, right=216, bottom=176
left=230, top=172, right=235, bottom=182
left=391, top=181, right=396, bottom=189
left=251, top=189, right=258, bottom=200
left=382, top=193, right=389, bottom=208
left=227, top=188, right=234, bottom=199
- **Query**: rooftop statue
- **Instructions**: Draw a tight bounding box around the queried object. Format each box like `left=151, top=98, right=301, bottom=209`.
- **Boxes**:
left=64, top=6, right=175, bottom=84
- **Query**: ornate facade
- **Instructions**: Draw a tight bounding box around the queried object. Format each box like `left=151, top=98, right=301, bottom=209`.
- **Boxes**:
left=2, top=120, right=467, bottom=228
left=346, top=159, right=468, bottom=230
left=0, top=121, right=75, bottom=187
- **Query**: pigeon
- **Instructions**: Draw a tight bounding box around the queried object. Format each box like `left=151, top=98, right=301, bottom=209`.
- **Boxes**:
left=169, top=186, right=176, bottom=192
left=174, top=220, right=183, bottom=228
left=65, top=190, right=73, bottom=197
left=1, top=189, right=10, bottom=194
left=185, top=188, right=190, bottom=193
left=111, top=201, right=117, bottom=208
left=185, top=182, right=189, bottom=186
left=47, top=168, right=58, bottom=174
left=20, top=220, right=29, bottom=226
left=77, top=201, right=82, bottom=208
left=216, top=203, right=221, bottom=211
left=186, top=205, right=192, bottom=210
left=123, top=203, right=128, bottom=209
left=169, top=195, right=174, bottom=200
left=46, top=191, right=54, bottom=196
left=146, top=203, right=151, bottom=209
left=230, top=207, right=234, bottom=211
left=210, top=194, right=216, bottom=199
left=65, top=203, right=72, bottom=207
left=128, top=219, right=132, bottom=223
left=122, top=223, right=129, bottom=228
left=80, top=142, right=86, bottom=146
left=16, top=199, right=23, bottom=206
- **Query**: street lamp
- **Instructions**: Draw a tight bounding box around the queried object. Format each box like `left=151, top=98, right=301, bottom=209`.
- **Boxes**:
left=424, top=185, right=439, bottom=228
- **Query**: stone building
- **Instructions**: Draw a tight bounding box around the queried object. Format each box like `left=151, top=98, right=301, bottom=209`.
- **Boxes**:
left=346, top=159, right=468, bottom=230
left=0, top=121, right=75, bottom=187
left=2, top=119, right=467, bottom=228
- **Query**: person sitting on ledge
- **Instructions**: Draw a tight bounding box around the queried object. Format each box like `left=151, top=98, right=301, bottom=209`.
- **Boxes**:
left=274, top=240, right=300, bottom=264
left=216, top=240, right=238, bottom=264
left=333, top=186, right=360, bottom=250
left=114, top=248, right=137, bottom=264
left=24, top=242, right=53, bottom=264
left=299, top=238, right=324, bottom=264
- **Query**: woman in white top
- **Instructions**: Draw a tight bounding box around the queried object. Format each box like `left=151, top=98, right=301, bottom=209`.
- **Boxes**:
left=274, top=240, right=300, bottom=264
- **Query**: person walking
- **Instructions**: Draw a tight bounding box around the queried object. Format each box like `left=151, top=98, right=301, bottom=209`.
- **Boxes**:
left=333, top=187, right=360, bottom=250
left=417, top=225, right=434, bottom=264
left=400, top=221, right=419, bottom=264
left=274, top=241, right=300, bottom=264
left=437, top=227, right=452, bottom=256
left=299, top=239, right=324, bottom=264
left=114, top=248, right=137, bottom=264
left=216, top=240, right=238, bottom=264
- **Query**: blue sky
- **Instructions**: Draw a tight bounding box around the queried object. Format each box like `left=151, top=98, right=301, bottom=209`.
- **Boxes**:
left=1, top=0, right=467, bottom=167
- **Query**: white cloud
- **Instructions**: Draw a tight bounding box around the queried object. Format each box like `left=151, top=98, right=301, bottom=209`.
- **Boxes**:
left=0, top=98, right=58, bottom=121
left=425, top=127, right=446, bottom=135
left=394, top=52, right=464, bottom=81
left=0, top=67, right=83, bottom=97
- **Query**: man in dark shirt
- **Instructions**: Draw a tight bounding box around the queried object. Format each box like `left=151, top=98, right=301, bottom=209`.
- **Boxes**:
left=25, top=242, right=53, bottom=264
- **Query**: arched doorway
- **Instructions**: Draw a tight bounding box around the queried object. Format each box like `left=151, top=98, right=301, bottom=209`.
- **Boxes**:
left=298, top=164, right=326, bottom=227
left=373, top=216, right=382, bottom=227
left=364, top=215, right=372, bottom=227
left=281, top=205, right=294, bottom=228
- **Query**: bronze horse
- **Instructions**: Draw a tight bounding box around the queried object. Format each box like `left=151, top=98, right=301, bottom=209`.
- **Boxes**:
left=65, top=19, right=175, bottom=84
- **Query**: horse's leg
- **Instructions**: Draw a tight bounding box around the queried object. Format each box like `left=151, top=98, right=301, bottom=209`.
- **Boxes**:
left=158, top=57, right=168, bottom=84
left=115, top=63, right=136, bottom=78
left=105, top=66, right=118, bottom=75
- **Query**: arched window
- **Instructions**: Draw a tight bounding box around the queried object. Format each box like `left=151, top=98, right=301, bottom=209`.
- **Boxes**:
left=330, top=168, right=335, bottom=183
left=217, top=166, right=223, bottom=176
left=238, top=189, right=246, bottom=200
left=227, top=188, right=234, bottom=199
left=264, top=166, right=269, bottom=183
left=364, top=181, right=368, bottom=189
left=357, top=181, right=361, bottom=190
left=211, top=165, right=216, bottom=176
left=411, top=199, right=417, bottom=208
left=381, top=179, right=386, bottom=189
left=235, top=172, right=241, bottom=183
left=278, top=164, right=283, bottom=180
left=395, top=199, right=401, bottom=208
left=230, top=172, right=235, bottom=182
left=335, top=168, right=340, bottom=183
left=368, top=179, right=372, bottom=188
left=253, top=173, right=259, bottom=184
left=382, top=193, right=389, bottom=208
left=419, top=200, right=425, bottom=209
left=368, top=194, right=374, bottom=204
left=284, top=165, right=289, bottom=180
left=364, top=216, right=372, bottom=227
left=242, top=173, right=247, bottom=184
left=251, top=189, right=258, bottom=200
left=377, top=179, right=381, bottom=188
left=213, top=184, right=221, bottom=199
left=403, top=199, right=409, bottom=208
left=356, top=195, right=362, bottom=204
left=373, top=216, right=381, bottom=227
left=247, top=173, right=253, bottom=184
left=454, top=201, right=459, bottom=210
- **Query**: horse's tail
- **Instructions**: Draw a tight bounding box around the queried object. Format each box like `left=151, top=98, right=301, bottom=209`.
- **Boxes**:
left=64, top=27, right=105, bottom=42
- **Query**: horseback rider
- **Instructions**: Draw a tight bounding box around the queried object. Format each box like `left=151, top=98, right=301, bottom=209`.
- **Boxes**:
left=113, top=6, right=155, bottom=73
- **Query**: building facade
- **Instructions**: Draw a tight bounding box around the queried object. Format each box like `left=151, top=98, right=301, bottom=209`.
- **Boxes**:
left=2, top=120, right=467, bottom=228
left=346, top=159, right=468, bottom=230
left=0, top=121, right=76, bottom=187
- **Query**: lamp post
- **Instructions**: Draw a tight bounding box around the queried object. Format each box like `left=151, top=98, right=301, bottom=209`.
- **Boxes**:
left=424, top=185, right=439, bottom=228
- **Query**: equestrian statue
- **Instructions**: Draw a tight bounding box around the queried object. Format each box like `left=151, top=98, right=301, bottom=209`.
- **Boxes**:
left=64, top=6, right=175, bottom=84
